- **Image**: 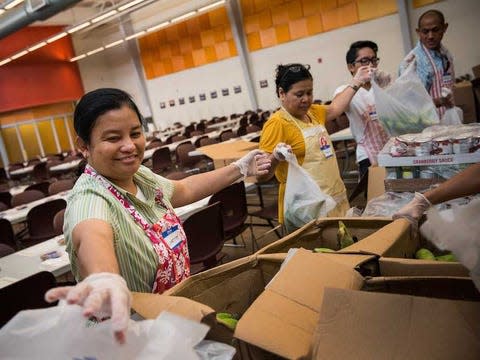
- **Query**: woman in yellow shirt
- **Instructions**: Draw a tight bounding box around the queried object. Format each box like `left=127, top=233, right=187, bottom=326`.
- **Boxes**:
left=257, top=63, right=371, bottom=227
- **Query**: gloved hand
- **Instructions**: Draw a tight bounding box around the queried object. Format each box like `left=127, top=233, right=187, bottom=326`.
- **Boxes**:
left=232, top=149, right=271, bottom=177
left=45, top=272, right=131, bottom=344
left=272, top=142, right=292, bottom=161
left=352, top=65, right=372, bottom=86
left=393, top=192, right=432, bottom=224
left=373, top=69, right=392, bottom=88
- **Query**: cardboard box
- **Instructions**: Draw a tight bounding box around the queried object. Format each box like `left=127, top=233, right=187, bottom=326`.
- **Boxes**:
left=198, top=140, right=258, bottom=169
left=367, top=166, right=386, bottom=202
left=256, top=217, right=392, bottom=255
left=453, top=81, right=477, bottom=123
left=312, top=282, right=480, bottom=360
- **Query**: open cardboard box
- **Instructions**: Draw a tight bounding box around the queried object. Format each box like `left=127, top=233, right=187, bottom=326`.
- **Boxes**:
left=256, top=217, right=392, bottom=255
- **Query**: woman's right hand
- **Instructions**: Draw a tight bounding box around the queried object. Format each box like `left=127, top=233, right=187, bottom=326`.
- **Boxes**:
left=45, top=272, right=131, bottom=344
left=353, top=65, right=373, bottom=85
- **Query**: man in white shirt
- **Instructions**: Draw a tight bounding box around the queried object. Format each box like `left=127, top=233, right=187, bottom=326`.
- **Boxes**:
left=333, top=40, right=391, bottom=177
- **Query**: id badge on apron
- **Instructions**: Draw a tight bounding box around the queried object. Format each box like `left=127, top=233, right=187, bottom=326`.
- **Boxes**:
left=319, top=135, right=333, bottom=158
left=162, top=224, right=183, bottom=250
left=368, top=109, right=379, bottom=121
left=443, top=74, right=453, bottom=88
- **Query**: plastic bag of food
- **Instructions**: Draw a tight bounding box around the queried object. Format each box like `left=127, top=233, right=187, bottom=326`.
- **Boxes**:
left=421, top=198, right=480, bottom=291
left=282, top=150, right=336, bottom=233
left=0, top=304, right=235, bottom=360
left=372, top=62, right=439, bottom=136
left=440, top=106, right=463, bottom=125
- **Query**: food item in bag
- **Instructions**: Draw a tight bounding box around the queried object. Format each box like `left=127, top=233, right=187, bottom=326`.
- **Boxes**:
left=415, top=248, right=436, bottom=260
left=216, top=312, right=238, bottom=331
left=337, top=221, right=354, bottom=249
left=435, top=253, right=457, bottom=262
left=313, top=247, right=335, bottom=253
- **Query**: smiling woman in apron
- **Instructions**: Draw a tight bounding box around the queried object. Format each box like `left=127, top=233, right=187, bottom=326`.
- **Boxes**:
left=44, top=88, right=271, bottom=343
left=257, top=63, right=371, bottom=227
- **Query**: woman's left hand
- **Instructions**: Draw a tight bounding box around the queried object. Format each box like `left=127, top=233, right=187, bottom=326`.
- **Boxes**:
left=353, top=65, right=372, bottom=85
left=233, top=150, right=271, bottom=177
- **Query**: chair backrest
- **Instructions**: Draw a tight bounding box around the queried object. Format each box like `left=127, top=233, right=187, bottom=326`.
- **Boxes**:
left=26, top=199, right=67, bottom=241
left=194, top=135, right=208, bottom=147
left=32, top=162, right=49, bottom=181
left=208, top=181, right=248, bottom=234
left=175, top=142, right=198, bottom=168
left=11, top=190, right=45, bottom=208
left=246, top=124, right=261, bottom=133
left=220, top=130, right=235, bottom=142
left=146, top=139, right=164, bottom=150
left=183, top=201, right=224, bottom=264
left=0, top=243, right=15, bottom=258
left=48, top=179, right=75, bottom=195
left=237, top=125, right=247, bottom=137
left=53, top=208, right=66, bottom=236
left=189, top=130, right=204, bottom=137
left=0, top=191, right=12, bottom=208
left=199, top=137, right=218, bottom=147
left=0, top=271, right=57, bottom=327
left=152, top=147, right=173, bottom=174
left=0, top=218, right=16, bottom=249
left=172, top=135, right=187, bottom=143
left=25, top=181, right=51, bottom=195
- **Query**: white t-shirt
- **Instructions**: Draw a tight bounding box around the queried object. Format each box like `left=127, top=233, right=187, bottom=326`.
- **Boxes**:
left=333, top=85, right=376, bottom=163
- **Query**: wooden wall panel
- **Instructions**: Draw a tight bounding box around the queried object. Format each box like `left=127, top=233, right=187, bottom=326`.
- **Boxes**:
left=318, top=0, right=338, bottom=12
left=285, top=0, right=303, bottom=21
left=357, top=0, right=397, bottom=22
left=247, top=32, right=262, bottom=51
left=413, top=0, right=440, bottom=7
left=259, top=28, right=277, bottom=48
left=289, top=18, right=309, bottom=40
left=209, top=7, right=228, bottom=27
left=306, top=14, right=324, bottom=35
left=322, top=2, right=359, bottom=32
left=271, top=6, right=289, bottom=25
left=275, top=24, right=291, bottom=44
left=37, top=120, right=57, bottom=156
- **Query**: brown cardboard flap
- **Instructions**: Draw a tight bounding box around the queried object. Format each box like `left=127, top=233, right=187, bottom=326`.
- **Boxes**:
left=338, top=219, right=413, bottom=257
left=235, top=249, right=364, bottom=359
left=379, top=257, right=470, bottom=277
left=312, top=287, right=480, bottom=360
left=131, top=293, right=214, bottom=322
left=367, top=166, right=386, bottom=201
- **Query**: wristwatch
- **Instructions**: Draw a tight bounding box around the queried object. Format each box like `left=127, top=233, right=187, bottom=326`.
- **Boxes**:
left=348, top=83, right=361, bottom=92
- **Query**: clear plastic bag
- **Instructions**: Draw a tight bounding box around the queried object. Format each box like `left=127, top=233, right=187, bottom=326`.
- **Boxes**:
left=440, top=106, right=463, bottom=125
left=282, top=151, right=336, bottom=233
left=0, top=304, right=235, bottom=360
left=362, top=191, right=415, bottom=217
left=372, top=62, right=439, bottom=136
left=421, top=199, right=480, bottom=291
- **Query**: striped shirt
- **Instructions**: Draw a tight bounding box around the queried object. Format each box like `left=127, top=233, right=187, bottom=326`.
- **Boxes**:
left=64, top=165, right=175, bottom=293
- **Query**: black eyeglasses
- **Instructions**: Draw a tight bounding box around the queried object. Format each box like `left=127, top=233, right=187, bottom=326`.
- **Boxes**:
left=353, top=57, right=380, bottom=66
left=280, top=64, right=311, bottom=82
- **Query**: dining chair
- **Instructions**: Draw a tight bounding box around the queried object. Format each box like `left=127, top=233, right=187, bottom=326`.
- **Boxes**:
left=32, top=162, right=49, bottom=182
left=48, top=179, right=75, bottom=195
left=19, top=199, right=67, bottom=248
left=25, top=181, right=51, bottom=195
left=174, top=142, right=211, bottom=173
left=0, top=243, right=15, bottom=258
left=0, top=271, right=57, bottom=327
left=146, top=138, right=164, bottom=150
left=208, top=181, right=252, bottom=250
left=52, top=208, right=66, bottom=236
left=183, top=201, right=226, bottom=275
left=0, top=191, right=12, bottom=208
left=151, top=147, right=174, bottom=175
left=11, top=190, right=45, bottom=208
left=219, top=130, right=235, bottom=142
left=0, top=218, right=17, bottom=250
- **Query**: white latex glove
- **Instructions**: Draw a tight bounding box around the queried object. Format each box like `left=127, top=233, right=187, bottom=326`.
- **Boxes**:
left=232, top=149, right=270, bottom=177
left=373, top=69, right=392, bottom=88
left=45, top=272, right=131, bottom=344
left=353, top=65, right=372, bottom=85
left=393, top=192, right=432, bottom=224
left=272, top=142, right=292, bottom=161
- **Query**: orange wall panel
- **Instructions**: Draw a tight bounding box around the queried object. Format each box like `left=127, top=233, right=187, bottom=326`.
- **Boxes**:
left=213, top=28, right=226, bottom=42
left=204, top=46, right=217, bottom=62
left=321, top=2, right=359, bottom=32
left=413, top=0, right=440, bottom=7
left=289, top=18, right=309, bottom=40
left=318, top=0, right=338, bottom=12
left=306, top=14, right=324, bottom=35
left=271, top=6, right=289, bottom=25
left=176, top=22, right=189, bottom=38
left=183, top=53, right=194, bottom=68
left=301, top=0, right=321, bottom=17
left=275, top=24, right=291, bottom=44
left=192, top=48, right=207, bottom=66
left=242, top=0, right=256, bottom=16
left=228, top=39, right=238, bottom=56
left=215, top=41, right=231, bottom=60
left=357, top=0, right=397, bottom=22
left=186, top=18, right=200, bottom=35
left=191, top=34, right=203, bottom=50
left=247, top=32, right=262, bottom=51
left=259, top=28, right=277, bottom=48
left=165, top=26, right=179, bottom=42
left=171, top=55, right=185, bottom=72
left=285, top=0, right=303, bottom=21
left=200, top=29, right=216, bottom=47
left=244, top=14, right=260, bottom=34
left=258, top=10, right=273, bottom=29
left=179, top=37, right=193, bottom=54
left=209, top=8, right=228, bottom=27
left=198, top=14, right=211, bottom=30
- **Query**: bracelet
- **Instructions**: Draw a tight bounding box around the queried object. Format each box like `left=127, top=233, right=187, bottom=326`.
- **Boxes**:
left=348, top=83, right=360, bottom=92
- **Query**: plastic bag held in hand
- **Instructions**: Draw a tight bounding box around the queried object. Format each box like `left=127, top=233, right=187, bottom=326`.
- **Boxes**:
left=393, top=192, right=431, bottom=223
left=421, top=199, right=480, bottom=291
left=45, top=272, right=131, bottom=344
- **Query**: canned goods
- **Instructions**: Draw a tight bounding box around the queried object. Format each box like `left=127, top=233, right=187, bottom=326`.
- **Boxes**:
left=420, top=169, right=435, bottom=179
left=452, top=136, right=471, bottom=154
left=431, top=137, right=452, bottom=155
left=471, top=135, right=480, bottom=152
left=392, top=134, right=416, bottom=157
left=414, top=136, right=432, bottom=156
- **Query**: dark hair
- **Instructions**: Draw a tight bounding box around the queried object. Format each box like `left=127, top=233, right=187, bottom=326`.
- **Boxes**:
left=418, top=9, right=445, bottom=28
left=74, top=88, right=144, bottom=144
left=275, top=63, right=312, bottom=97
left=346, top=40, right=378, bottom=64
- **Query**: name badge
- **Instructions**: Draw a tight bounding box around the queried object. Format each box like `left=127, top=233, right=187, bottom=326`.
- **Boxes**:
left=369, top=110, right=379, bottom=121
left=162, top=224, right=182, bottom=249
left=443, top=75, right=453, bottom=87
left=319, top=135, right=333, bottom=158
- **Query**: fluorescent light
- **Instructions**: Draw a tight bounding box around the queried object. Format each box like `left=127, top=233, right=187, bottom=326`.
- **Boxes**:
left=5, top=0, right=24, bottom=10
left=0, top=9, right=5, bottom=15
left=147, top=21, right=170, bottom=32
left=118, top=0, right=145, bottom=11
left=47, top=32, right=67, bottom=43
left=70, top=54, right=87, bottom=62
left=11, top=50, right=28, bottom=59
left=68, top=22, right=91, bottom=34
left=198, top=0, right=225, bottom=12
left=171, top=10, right=197, bottom=23
left=105, top=39, right=124, bottom=48
left=91, top=9, right=118, bottom=24
left=28, top=42, right=47, bottom=52
left=125, top=30, right=145, bottom=40
left=87, top=47, right=105, bottom=56
left=0, top=58, right=12, bottom=66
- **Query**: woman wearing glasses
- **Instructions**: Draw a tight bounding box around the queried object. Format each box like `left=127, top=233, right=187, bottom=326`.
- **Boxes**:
left=333, top=40, right=391, bottom=176
left=257, top=62, right=371, bottom=228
